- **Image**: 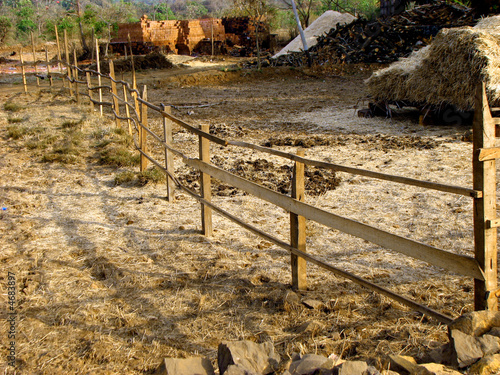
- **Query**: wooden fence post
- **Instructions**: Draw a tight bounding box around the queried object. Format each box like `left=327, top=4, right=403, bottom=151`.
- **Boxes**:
left=161, top=103, right=175, bottom=202
left=31, top=32, right=39, bottom=87
left=199, top=124, right=213, bottom=236
left=473, top=82, right=498, bottom=311
left=291, top=149, right=307, bottom=290
left=54, top=25, right=64, bottom=88
left=123, top=85, right=132, bottom=135
left=86, top=72, right=94, bottom=111
left=45, top=47, right=53, bottom=87
left=73, top=49, right=80, bottom=104
left=95, top=38, right=102, bottom=116
left=20, top=47, right=27, bottom=94
left=63, top=29, right=73, bottom=96
left=140, top=85, right=148, bottom=172
left=109, top=60, right=121, bottom=128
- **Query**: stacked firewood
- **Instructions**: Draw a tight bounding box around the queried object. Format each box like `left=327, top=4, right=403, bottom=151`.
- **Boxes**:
left=271, top=1, right=476, bottom=67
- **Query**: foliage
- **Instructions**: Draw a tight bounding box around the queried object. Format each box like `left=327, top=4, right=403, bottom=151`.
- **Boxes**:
left=15, top=4, right=36, bottom=36
left=0, top=15, right=12, bottom=44
left=184, top=1, right=209, bottom=19
left=153, top=2, right=175, bottom=21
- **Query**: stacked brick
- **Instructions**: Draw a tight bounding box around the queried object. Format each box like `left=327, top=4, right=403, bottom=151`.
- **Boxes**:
left=111, top=15, right=270, bottom=56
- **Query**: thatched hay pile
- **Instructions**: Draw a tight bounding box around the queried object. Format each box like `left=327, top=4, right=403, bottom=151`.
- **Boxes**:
left=366, top=16, right=500, bottom=110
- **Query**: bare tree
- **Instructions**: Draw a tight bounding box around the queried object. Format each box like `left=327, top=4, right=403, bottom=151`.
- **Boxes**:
left=279, top=0, right=317, bottom=28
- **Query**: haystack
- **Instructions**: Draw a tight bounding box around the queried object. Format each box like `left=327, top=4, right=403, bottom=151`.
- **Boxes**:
left=273, top=11, right=355, bottom=58
left=366, top=15, right=500, bottom=110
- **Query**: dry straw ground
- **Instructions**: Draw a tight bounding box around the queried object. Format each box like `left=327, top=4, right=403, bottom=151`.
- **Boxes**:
left=0, top=64, right=495, bottom=374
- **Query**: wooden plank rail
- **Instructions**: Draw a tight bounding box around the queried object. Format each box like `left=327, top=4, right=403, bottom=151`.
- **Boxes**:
left=185, top=158, right=484, bottom=281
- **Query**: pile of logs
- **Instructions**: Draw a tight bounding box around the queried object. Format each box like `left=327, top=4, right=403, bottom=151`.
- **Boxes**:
left=271, top=1, right=476, bottom=67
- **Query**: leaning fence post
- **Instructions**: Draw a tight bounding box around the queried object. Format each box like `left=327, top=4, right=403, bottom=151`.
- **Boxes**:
left=73, top=49, right=80, bottom=104
left=95, top=38, right=102, bottom=116
left=45, top=47, right=53, bottom=87
left=199, top=123, right=213, bottom=236
left=54, top=25, right=64, bottom=88
left=161, top=103, right=175, bottom=202
left=63, top=29, right=73, bottom=96
left=20, top=47, right=27, bottom=94
left=473, top=82, right=498, bottom=311
left=31, top=32, right=39, bottom=87
left=140, top=85, right=148, bottom=172
left=86, top=72, right=94, bottom=111
left=108, top=59, right=121, bottom=128
left=291, top=148, right=307, bottom=290
left=123, top=85, right=132, bottom=135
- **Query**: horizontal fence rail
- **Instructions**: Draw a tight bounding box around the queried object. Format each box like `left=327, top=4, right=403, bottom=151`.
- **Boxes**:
left=15, top=35, right=499, bottom=321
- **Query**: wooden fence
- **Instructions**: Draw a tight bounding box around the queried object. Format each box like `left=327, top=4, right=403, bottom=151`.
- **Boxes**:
left=14, top=36, right=500, bottom=325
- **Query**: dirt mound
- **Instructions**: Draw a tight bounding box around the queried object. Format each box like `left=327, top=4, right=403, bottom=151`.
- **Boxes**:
left=177, top=156, right=341, bottom=197
left=87, top=52, right=174, bottom=74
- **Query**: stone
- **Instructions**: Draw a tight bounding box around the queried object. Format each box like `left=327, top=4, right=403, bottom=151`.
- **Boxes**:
left=363, top=366, right=382, bottom=375
left=389, top=355, right=418, bottom=374
left=288, top=354, right=333, bottom=375
left=155, top=357, right=215, bottom=375
left=478, top=334, right=500, bottom=356
left=218, top=341, right=280, bottom=375
left=413, top=363, right=462, bottom=375
left=381, top=371, right=400, bottom=375
left=450, top=329, right=483, bottom=368
left=338, top=361, right=368, bottom=375
left=284, top=291, right=300, bottom=304
left=448, top=311, right=500, bottom=337
left=486, top=326, right=500, bottom=338
left=225, top=364, right=259, bottom=375
left=469, top=353, right=500, bottom=375
left=302, top=299, right=325, bottom=310
left=295, top=320, right=325, bottom=334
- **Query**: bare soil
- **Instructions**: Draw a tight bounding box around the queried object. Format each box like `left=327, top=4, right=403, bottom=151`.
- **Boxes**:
left=0, top=59, right=492, bottom=374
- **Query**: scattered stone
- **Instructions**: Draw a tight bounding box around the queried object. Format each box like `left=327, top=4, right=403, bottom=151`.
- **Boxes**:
left=295, top=320, right=325, bottom=334
left=284, top=291, right=300, bottom=305
left=225, top=364, right=259, bottom=375
left=469, top=353, right=500, bottom=375
left=414, top=363, right=462, bottom=375
left=450, top=329, right=483, bottom=368
left=486, top=327, right=500, bottom=338
left=288, top=354, right=333, bottom=375
left=363, top=366, right=382, bottom=375
left=389, top=355, right=418, bottom=373
left=381, top=371, right=400, bottom=375
left=302, top=299, right=325, bottom=310
left=478, top=335, right=500, bottom=356
left=155, top=357, right=215, bottom=375
left=448, top=311, right=500, bottom=337
left=218, top=340, right=280, bottom=375
left=338, top=360, right=368, bottom=375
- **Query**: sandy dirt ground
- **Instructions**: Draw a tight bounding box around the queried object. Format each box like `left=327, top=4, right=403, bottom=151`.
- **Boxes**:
left=0, top=58, right=496, bottom=374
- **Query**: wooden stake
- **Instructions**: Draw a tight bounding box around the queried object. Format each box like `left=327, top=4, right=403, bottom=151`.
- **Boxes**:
left=45, top=47, right=53, bottom=86
left=31, top=32, right=39, bottom=86
left=291, top=149, right=307, bottom=290
left=199, top=123, right=212, bottom=236
left=128, top=34, right=139, bottom=117
left=64, top=29, right=73, bottom=95
left=95, top=38, right=102, bottom=116
left=86, top=72, right=94, bottom=111
left=73, top=49, right=80, bottom=104
left=123, top=85, right=132, bottom=135
left=473, top=82, right=498, bottom=311
left=162, top=103, right=175, bottom=202
left=54, top=25, right=64, bottom=87
left=20, top=47, right=27, bottom=94
left=140, top=85, right=148, bottom=172
left=108, top=60, right=121, bottom=127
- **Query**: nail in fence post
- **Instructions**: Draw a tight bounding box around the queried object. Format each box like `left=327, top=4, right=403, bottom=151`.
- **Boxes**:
left=161, top=104, right=175, bottom=202
left=86, top=72, right=94, bottom=111
left=140, top=85, right=148, bottom=172
left=45, top=47, right=53, bottom=87
left=73, top=49, right=80, bottom=104
left=291, top=148, right=307, bottom=290
left=95, top=38, right=102, bottom=116
left=54, top=25, right=64, bottom=88
left=199, top=124, right=212, bottom=236
left=123, top=85, right=132, bottom=135
left=109, top=60, right=121, bottom=128
left=473, top=82, right=498, bottom=311
left=31, top=32, right=39, bottom=87
left=63, top=29, right=73, bottom=96
left=20, top=48, right=27, bottom=94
